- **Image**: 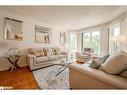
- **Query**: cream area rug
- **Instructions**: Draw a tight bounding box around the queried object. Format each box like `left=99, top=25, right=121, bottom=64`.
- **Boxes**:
left=32, top=65, right=70, bottom=89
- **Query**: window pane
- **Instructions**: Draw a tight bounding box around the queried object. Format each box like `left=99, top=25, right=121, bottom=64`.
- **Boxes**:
left=91, top=31, right=100, bottom=54
left=113, top=24, right=120, bottom=52
left=70, top=34, right=77, bottom=53
left=83, top=32, right=91, bottom=48
left=83, top=31, right=100, bottom=54
left=114, top=26, right=120, bottom=36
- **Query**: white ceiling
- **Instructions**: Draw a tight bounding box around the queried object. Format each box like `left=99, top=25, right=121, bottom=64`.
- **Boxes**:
left=0, top=6, right=127, bottom=30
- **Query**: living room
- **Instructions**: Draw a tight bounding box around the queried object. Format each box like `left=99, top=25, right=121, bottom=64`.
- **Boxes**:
left=1, top=4, right=127, bottom=92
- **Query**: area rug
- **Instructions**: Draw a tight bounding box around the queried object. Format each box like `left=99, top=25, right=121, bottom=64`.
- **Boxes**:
left=32, top=65, right=70, bottom=89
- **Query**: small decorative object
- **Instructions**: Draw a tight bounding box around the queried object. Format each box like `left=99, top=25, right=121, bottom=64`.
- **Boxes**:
left=35, top=25, right=51, bottom=44
left=4, top=17, right=23, bottom=41
left=60, top=32, right=66, bottom=46
left=4, top=48, right=21, bottom=72
left=76, top=58, right=86, bottom=64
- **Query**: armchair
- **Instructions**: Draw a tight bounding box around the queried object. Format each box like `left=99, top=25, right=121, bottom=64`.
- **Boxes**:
left=76, top=48, right=94, bottom=63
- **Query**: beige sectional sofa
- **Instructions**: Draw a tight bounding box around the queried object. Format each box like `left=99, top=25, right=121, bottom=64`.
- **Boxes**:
left=69, top=62, right=127, bottom=89
left=27, top=47, right=67, bottom=70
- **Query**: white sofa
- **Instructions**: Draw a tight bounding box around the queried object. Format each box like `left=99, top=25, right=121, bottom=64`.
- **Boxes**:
left=69, top=62, right=127, bottom=89
left=27, top=47, right=67, bottom=70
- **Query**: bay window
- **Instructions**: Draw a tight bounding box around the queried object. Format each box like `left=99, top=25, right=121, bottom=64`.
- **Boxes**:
left=109, top=23, right=120, bottom=53
left=83, top=31, right=100, bottom=54
left=70, top=33, right=77, bottom=53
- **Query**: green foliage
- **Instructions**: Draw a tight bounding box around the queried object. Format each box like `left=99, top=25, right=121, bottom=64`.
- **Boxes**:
left=83, top=32, right=100, bottom=54
left=91, top=35, right=100, bottom=53
left=70, top=35, right=77, bottom=52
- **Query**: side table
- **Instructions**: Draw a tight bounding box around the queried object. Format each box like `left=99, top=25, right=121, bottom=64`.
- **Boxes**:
left=5, top=55, right=21, bottom=72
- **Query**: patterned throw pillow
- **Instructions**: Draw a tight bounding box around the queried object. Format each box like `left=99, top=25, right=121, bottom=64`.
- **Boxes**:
left=49, top=48, right=53, bottom=55
left=52, top=48, right=57, bottom=55
left=55, top=48, right=61, bottom=54
left=39, top=49, right=45, bottom=57
left=34, top=50, right=41, bottom=57
left=46, top=48, right=52, bottom=56
left=43, top=48, right=47, bottom=56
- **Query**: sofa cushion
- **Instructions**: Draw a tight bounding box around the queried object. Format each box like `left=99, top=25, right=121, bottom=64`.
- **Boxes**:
left=43, top=48, right=47, bottom=56
left=49, top=55, right=59, bottom=60
left=89, top=54, right=110, bottom=69
left=78, top=54, right=88, bottom=59
left=120, top=70, right=127, bottom=78
left=45, top=48, right=53, bottom=56
left=31, top=48, right=45, bottom=57
left=101, top=53, right=127, bottom=74
left=52, top=48, right=57, bottom=55
left=58, top=54, right=67, bottom=58
left=36, top=56, right=49, bottom=63
left=53, top=47, right=62, bottom=54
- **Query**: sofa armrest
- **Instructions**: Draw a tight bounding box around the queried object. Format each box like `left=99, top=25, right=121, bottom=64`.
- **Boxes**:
left=27, top=54, right=36, bottom=70
left=27, top=54, right=36, bottom=58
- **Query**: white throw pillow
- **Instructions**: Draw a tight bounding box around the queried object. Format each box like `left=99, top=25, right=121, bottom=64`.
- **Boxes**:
left=101, top=53, right=127, bottom=74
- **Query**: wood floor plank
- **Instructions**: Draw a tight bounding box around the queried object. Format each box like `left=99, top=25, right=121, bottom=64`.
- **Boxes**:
left=0, top=66, right=39, bottom=89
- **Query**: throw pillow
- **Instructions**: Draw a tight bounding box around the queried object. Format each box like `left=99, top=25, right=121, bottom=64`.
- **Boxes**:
left=120, top=70, right=127, bottom=78
left=55, top=47, right=61, bottom=54
left=88, top=58, right=101, bottom=69
left=35, top=50, right=41, bottom=57
left=100, top=53, right=127, bottom=74
left=43, top=48, right=47, bottom=56
left=99, top=54, right=110, bottom=63
left=52, top=48, right=57, bottom=55
left=89, top=54, right=110, bottom=69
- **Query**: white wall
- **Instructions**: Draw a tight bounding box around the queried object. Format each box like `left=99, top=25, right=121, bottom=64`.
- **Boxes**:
left=0, top=12, right=61, bottom=71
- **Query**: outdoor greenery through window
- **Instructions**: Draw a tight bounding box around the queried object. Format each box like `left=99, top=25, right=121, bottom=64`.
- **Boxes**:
left=112, top=23, right=120, bottom=52
left=83, top=31, right=100, bottom=54
left=70, top=33, right=77, bottom=53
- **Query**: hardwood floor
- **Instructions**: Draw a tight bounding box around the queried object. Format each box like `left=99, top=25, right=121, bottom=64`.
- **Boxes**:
left=0, top=66, right=39, bottom=89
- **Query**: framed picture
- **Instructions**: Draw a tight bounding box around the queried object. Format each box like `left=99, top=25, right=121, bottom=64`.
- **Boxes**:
left=35, top=25, right=51, bottom=44
left=4, top=17, right=23, bottom=41
left=60, top=32, right=66, bottom=46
